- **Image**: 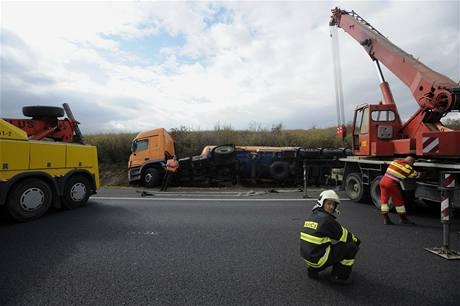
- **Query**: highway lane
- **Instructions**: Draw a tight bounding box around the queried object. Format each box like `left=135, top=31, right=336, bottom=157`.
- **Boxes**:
left=0, top=188, right=459, bottom=305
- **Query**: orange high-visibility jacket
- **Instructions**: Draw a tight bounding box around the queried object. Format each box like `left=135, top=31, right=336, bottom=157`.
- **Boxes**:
left=384, top=159, right=417, bottom=182
left=166, top=159, right=179, bottom=173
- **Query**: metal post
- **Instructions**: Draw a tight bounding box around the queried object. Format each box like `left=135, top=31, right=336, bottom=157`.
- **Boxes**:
left=303, top=160, right=310, bottom=198
left=441, top=186, right=451, bottom=248
left=251, top=153, right=257, bottom=185
left=425, top=172, right=460, bottom=259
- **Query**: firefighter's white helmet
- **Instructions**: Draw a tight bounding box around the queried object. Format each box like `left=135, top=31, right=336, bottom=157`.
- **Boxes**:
left=313, top=190, right=340, bottom=213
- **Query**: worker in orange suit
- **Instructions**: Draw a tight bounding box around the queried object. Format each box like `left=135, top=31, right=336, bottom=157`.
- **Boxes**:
left=160, top=156, right=179, bottom=191
left=380, top=156, right=418, bottom=225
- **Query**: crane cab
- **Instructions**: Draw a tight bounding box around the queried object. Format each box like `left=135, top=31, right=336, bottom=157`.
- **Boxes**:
left=351, top=103, right=404, bottom=156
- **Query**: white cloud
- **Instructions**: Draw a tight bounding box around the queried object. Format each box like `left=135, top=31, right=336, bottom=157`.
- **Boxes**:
left=1, top=1, right=458, bottom=133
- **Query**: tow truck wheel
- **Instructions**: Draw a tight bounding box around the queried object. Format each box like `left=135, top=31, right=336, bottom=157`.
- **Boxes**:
left=6, top=178, right=52, bottom=222
left=142, top=168, right=161, bottom=188
left=23, top=106, right=65, bottom=118
left=345, top=173, right=370, bottom=203
left=63, top=175, right=91, bottom=209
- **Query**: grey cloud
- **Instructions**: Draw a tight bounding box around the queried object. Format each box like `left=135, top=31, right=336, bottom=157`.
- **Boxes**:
left=64, top=60, right=109, bottom=85
left=0, top=87, right=137, bottom=134
left=1, top=28, right=28, bottom=49
left=1, top=30, right=56, bottom=86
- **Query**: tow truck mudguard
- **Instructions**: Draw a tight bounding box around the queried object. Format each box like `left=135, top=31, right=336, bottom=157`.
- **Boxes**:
left=57, top=169, right=98, bottom=196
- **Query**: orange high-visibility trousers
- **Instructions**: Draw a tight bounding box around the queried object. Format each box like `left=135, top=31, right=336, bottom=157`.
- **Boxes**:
left=379, top=176, right=406, bottom=215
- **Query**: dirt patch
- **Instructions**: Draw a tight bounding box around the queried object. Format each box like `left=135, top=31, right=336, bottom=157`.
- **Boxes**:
left=98, top=163, right=129, bottom=186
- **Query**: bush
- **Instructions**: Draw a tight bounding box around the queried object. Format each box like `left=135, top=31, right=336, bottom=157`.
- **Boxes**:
left=85, top=133, right=136, bottom=165
left=443, top=118, right=460, bottom=130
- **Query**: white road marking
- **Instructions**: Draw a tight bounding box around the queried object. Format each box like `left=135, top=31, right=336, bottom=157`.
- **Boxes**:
left=128, top=231, right=159, bottom=236
left=91, top=196, right=350, bottom=202
left=134, top=189, right=323, bottom=195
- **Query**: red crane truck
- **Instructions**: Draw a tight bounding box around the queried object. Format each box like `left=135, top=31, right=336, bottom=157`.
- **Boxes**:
left=329, top=8, right=460, bottom=210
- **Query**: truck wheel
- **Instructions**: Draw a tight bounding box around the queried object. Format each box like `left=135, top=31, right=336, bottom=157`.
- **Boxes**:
left=214, top=145, right=235, bottom=155
left=63, top=175, right=91, bottom=209
left=142, top=168, right=161, bottom=188
left=345, top=173, right=369, bottom=203
left=403, top=190, right=416, bottom=212
left=6, top=178, right=52, bottom=222
left=422, top=199, right=439, bottom=210
left=23, top=106, right=64, bottom=118
left=269, top=161, right=289, bottom=181
left=213, top=145, right=235, bottom=165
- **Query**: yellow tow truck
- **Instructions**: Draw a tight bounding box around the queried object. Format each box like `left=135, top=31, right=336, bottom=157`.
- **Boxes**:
left=0, top=104, right=99, bottom=221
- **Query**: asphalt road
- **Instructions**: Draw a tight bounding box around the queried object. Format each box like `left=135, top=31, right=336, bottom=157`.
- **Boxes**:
left=1, top=187, right=459, bottom=305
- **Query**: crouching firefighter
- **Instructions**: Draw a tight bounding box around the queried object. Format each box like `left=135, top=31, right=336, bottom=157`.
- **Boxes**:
left=300, top=190, right=360, bottom=284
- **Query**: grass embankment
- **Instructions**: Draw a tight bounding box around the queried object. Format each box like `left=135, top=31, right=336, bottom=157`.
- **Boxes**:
left=86, top=119, right=460, bottom=187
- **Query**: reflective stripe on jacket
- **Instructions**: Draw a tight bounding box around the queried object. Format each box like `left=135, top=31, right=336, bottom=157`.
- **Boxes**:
left=166, top=159, right=179, bottom=172
left=384, top=159, right=417, bottom=182
left=300, top=208, right=357, bottom=268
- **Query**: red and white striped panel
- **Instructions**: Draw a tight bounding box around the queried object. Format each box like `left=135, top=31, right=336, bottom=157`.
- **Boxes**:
left=441, top=196, right=449, bottom=221
left=444, top=173, right=455, bottom=188
left=423, top=136, right=440, bottom=154
left=441, top=174, right=456, bottom=221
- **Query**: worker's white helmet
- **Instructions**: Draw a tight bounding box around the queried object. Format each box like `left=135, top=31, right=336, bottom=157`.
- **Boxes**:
left=313, top=190, right=341, bottom=213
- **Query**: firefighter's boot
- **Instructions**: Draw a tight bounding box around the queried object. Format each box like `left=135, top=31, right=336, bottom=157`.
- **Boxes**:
left=399, top=215, right=415, bottom=225
left=330, top=274, right=353, bottom=285
left=383, top=215, right=394, bottom=225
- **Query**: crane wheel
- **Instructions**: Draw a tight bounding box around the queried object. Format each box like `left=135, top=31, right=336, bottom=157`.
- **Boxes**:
left=345, top=173, right=370, bottom=203
left=370, top=175, right=393, bottom=210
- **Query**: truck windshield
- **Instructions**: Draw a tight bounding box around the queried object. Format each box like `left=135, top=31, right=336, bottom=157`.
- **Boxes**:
left=132, top=139, right=148, bottom=153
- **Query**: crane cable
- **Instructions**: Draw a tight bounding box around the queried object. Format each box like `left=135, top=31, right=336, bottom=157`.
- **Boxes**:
left=330, top=26, right=346, bottom=130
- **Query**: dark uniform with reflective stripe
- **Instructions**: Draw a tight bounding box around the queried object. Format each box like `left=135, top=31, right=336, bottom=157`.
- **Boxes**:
left=300, top=207, right=360, bottom=280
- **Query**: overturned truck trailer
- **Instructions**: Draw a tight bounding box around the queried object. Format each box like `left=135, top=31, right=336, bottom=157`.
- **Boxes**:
left=176, top=145, right=350, bottom=186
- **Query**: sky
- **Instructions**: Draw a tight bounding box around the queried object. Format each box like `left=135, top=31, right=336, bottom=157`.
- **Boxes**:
left=1, top=0, right=459, bottom=134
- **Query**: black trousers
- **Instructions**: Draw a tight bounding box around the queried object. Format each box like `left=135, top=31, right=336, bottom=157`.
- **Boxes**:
left=308, top=241, right=359, bottom=279
left=160, top=172, right=174, bottom=191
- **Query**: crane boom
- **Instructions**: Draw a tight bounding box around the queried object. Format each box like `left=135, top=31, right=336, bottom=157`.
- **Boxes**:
left=329, top=7, right=460, bottom=157
left=330, top=8, right=460, bottom=115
